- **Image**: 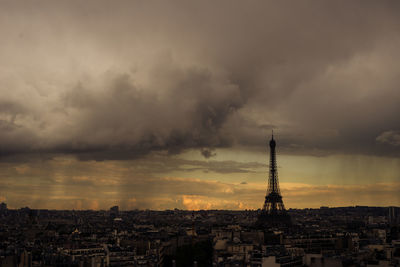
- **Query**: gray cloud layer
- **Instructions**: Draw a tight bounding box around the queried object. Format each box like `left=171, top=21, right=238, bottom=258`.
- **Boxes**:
left=1, top=1, right=400, bottom=161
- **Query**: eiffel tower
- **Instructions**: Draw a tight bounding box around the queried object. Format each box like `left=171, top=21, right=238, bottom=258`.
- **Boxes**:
left=256, top=132, right=291, bottom=228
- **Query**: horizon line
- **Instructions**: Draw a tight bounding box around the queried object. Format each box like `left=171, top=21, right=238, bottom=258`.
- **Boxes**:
left=3, top=205, right=398, bottom=212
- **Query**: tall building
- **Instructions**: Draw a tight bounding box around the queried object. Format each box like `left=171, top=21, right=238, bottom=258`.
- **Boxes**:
left=0, top=202, right=7, bottom=211
left=110, top=206, right=119, bottom=218
left=256, top=133, right=291, bottom=228
left=389, top=206, right=400, bottom=225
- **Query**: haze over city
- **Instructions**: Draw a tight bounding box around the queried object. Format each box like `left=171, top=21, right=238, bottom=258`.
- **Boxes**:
left=1, top=1, right=400, bottom=210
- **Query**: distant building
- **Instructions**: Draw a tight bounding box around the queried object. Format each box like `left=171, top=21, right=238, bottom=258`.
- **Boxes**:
left=388, top=206, right=400, bottom=225
left=0, top=202, right=7, bottom=211
left=110, top=206, right=119, bottom=218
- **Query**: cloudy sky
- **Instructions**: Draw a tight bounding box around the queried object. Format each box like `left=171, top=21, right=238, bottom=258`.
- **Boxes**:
left=0, top=1, right=399, bottom=210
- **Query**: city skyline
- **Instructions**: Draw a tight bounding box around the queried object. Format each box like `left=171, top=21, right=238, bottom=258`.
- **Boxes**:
left=0, top=1, right=400, bottom=210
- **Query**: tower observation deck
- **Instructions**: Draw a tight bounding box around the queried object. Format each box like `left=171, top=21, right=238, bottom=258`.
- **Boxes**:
left=256, top=133, right=291, bottom=228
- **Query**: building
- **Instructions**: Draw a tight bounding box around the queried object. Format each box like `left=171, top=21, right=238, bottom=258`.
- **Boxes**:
left=0, top=202, right=7, bottom=211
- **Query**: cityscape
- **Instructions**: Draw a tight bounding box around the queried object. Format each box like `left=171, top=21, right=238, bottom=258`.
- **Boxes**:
left=0, top=135, right=399, bottom=266
left=1, top=196, right=400, bottom=266
left=1, top=1, right=400, bottom=267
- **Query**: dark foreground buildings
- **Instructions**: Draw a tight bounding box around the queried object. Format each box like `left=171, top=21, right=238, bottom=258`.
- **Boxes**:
left=1, top=205, right=399, bottom=266
left=0, top=136, right=400, bottom=266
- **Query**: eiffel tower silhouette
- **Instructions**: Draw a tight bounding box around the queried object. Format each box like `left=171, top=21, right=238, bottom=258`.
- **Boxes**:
left=256, top=132, right=291, bottom=228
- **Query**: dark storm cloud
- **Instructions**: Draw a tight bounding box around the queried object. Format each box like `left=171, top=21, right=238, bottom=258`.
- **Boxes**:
left=1, top=1, right=400, bottom=161
left=376, top=131, right=400, bottom=147
left=121, top=156, right=266, bottom=175
left=200, top=148, right=216, bottom=159
left=56, top=63, right=242, bottom=159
